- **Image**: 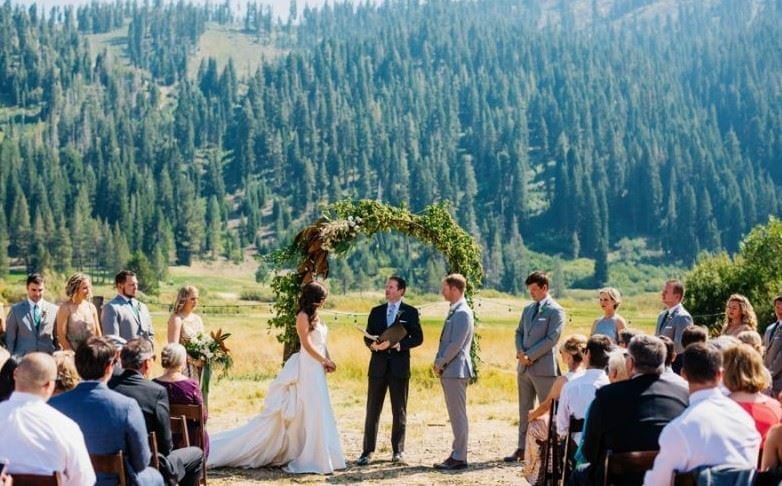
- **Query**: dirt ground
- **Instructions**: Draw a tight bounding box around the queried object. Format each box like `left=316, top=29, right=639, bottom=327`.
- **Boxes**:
left=207, top=390, right=532, bottom=485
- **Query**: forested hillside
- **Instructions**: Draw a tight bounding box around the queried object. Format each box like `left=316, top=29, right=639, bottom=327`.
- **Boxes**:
left=0, top=0, right=779, bottom=293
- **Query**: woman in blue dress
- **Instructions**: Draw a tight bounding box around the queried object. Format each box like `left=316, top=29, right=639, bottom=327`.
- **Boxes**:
left=591, top=287, right=627, bottom=343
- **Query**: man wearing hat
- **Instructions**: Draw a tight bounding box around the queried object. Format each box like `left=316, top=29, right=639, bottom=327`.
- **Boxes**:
left=110, top=338, right=204, bottom=486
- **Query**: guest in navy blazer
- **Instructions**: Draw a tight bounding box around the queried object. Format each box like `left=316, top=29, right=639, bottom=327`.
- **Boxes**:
left=49, top=336, right=164, bottom=486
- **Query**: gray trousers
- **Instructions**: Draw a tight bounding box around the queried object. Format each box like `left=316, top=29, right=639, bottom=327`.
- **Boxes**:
left=517, top=372, right=557, bottom=449
left=441, top=377, right=469, bottom=461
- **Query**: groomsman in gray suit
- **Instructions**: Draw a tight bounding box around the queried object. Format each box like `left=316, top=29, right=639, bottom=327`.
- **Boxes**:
left=4, top=274, right=59, bottom=357
left=506, top=271, right=565, bottom=462
left=433, top=273, right=474, bottom=471
left=101, top=270, right=154, bottom=341
left=655, top=279, right=693, bottom=354
left=763, top=295, right=782, bottom=396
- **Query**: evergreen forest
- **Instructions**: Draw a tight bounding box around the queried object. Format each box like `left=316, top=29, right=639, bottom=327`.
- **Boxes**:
left=0, top=0, right=780, bottom=293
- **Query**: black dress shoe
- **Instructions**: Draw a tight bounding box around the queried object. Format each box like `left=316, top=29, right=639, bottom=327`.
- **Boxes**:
left=392, top=452, right=406, bottom=464
left=503, top=448, right=524, bottom=462
left=433, top=457, right=468, bottom=470
left=355, top=454, right=371, bottom=466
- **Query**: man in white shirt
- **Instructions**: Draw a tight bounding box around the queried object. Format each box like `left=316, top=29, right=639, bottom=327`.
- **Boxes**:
left=658, top=336, right=689, bottom=390
left=644, top=343, right=760, bottom=485
left=557, top=334, right=612, bottom=442
left=0, top=353, right=95, bottom=486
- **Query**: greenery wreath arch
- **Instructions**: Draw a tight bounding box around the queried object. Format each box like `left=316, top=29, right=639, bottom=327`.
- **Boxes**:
left=266, top=199, right=484, bottom=379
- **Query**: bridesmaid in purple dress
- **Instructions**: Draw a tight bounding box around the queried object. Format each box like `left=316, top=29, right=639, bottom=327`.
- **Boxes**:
left=154, top=343, right=210, bottom=457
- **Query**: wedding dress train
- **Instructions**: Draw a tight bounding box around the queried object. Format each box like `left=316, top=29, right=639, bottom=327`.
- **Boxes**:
left=206, top=323, right=346, bottom=474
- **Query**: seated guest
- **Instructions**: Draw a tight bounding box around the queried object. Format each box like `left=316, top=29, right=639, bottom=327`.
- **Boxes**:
left=574, top=335, right=689, bottom=485
left=672, top=325, right=708, bottom=375
left=153, top=343, right=210, bottom=458
left=52, top=350, right=80, bottom=396
left=557, top=335, right=612, bottom=442
left=659, top=336, right=689, bottom=390
left=521, top=334, right=587, bottom=483
left=724, top=343, right=782, bottom=446
left=761, top=424, right=782, bottom=471
left=737, top=330, right=763, bottom=354
left=644, top=343, right=761, bottom=485
left=0, top=355, right=17, bottom=402
left=607, top=349, right=629, bottom=383
left=110, top=338, right=204, bottom=486
left=0, top=353, right=94, bottom=485
left=50, top=336, right=163, bottom=486
left=617, top=328, right=640, bottom=349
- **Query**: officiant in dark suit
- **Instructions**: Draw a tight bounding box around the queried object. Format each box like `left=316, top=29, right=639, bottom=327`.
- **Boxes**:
left=356, top=276, right=423, bottom=466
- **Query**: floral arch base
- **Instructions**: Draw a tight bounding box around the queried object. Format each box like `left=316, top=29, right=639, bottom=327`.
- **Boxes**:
left=266, top=199, right=484, bottom=380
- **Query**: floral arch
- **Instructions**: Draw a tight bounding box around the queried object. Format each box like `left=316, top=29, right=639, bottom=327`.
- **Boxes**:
left=266, top=199, right=484, bottom=379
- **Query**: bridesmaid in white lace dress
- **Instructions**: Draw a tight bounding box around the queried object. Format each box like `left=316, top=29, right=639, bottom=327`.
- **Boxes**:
left=167, top=285, right=205, bottom=384
left=207, top=281, right=346, bottom=474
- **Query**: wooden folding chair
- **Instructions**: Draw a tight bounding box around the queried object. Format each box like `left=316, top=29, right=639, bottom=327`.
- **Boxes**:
left=562, top=415, right=584, bottom=484
left=541, top=399, right=563, bottom=485
left=171, top=414, right=191, bottom=449
left=603, top=450, right=658, bottom=486
left=90, top=451, right=126, bottom=486
left=169, top=403, right=207, bottom=484
left=7, top=472, right=61, bottom=486
left=148, top=431, right=160, bottom=469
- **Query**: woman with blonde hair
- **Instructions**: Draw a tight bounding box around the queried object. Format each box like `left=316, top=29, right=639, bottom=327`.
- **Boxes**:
left=522, top=334, right=588, bottom=483
left=167, top=285, right=205, bottom=383
left=724, top=343, right=782, bottom=446
left=722, top=294, right=758, bottom=337
left=591, top=287, right=627, bottom=343
left=55, top=273, right=101, bottom=351
left=52, top=350, right=80, bottom=396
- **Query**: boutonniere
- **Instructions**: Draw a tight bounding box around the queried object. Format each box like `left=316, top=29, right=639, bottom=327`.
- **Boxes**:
left=41, top=310, right=48, bottom=319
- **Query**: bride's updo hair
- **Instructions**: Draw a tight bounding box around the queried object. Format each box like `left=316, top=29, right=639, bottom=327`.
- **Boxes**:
left=298, top=281, right=328, bottom=330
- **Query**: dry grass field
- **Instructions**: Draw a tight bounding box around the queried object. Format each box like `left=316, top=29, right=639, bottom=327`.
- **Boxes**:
left=118, top=264, right=663, bottom=485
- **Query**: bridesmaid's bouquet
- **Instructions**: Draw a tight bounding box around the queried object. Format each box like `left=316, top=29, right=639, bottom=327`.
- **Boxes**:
left=184, top=328, right=233, bottom=403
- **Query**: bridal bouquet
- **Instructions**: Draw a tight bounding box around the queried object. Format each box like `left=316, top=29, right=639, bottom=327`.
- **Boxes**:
left=184, top=328, right=233, bottom=403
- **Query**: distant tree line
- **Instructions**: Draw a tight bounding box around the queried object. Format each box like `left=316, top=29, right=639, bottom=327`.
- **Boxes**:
left=0, top=0, right=780, bottom=293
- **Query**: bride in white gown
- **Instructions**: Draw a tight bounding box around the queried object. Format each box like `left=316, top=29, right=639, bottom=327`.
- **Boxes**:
left=207, top=281, right=346, bottom=474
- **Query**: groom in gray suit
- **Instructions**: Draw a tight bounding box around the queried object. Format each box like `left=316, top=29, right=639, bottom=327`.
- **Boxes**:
left=4, top=274, right=59, bottom=357
left=655, top=279, right=693, bottom=354
left=433, top=273, right=474, bottom=471
left=506, top=271, right=565, bottom=462
left=101, top=270, right=154, bottom=341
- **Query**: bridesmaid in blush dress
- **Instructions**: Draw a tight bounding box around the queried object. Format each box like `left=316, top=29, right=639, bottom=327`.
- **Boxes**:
left=55, top=273, right=101, bottom=351
left=167, top=286, right=205, bottom=384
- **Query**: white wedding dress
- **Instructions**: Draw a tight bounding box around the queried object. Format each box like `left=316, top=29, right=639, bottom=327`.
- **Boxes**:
left=207, top=322, right=346, bottom=474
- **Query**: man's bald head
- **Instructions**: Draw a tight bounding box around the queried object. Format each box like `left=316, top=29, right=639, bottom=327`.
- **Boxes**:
left=14, top=352, right=57, bottom=398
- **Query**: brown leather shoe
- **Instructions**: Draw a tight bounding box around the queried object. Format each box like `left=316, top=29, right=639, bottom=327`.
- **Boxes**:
left=503, top=448, right=524, bottom=462
left=433, top=456, right=468, bottom=470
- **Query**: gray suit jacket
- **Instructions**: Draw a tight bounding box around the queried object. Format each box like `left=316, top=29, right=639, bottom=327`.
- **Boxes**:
left=435, top=300, right=474, bottom=379
left=515, top=297, right=565, bottom=376
left=763, top=321, right=782, bottom=393
left=655, top=305, right=693, bottom=354
left=100, top=295, right=154, bottom=341
left=4, top=299, right=58, bottom=357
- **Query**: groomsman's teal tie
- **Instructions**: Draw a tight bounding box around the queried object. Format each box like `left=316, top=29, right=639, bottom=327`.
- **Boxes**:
left=33, top=303, right=41, bottom=328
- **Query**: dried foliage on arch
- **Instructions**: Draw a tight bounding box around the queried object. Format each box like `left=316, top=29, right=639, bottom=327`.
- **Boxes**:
left=266, top=199, right=484, bottom=379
